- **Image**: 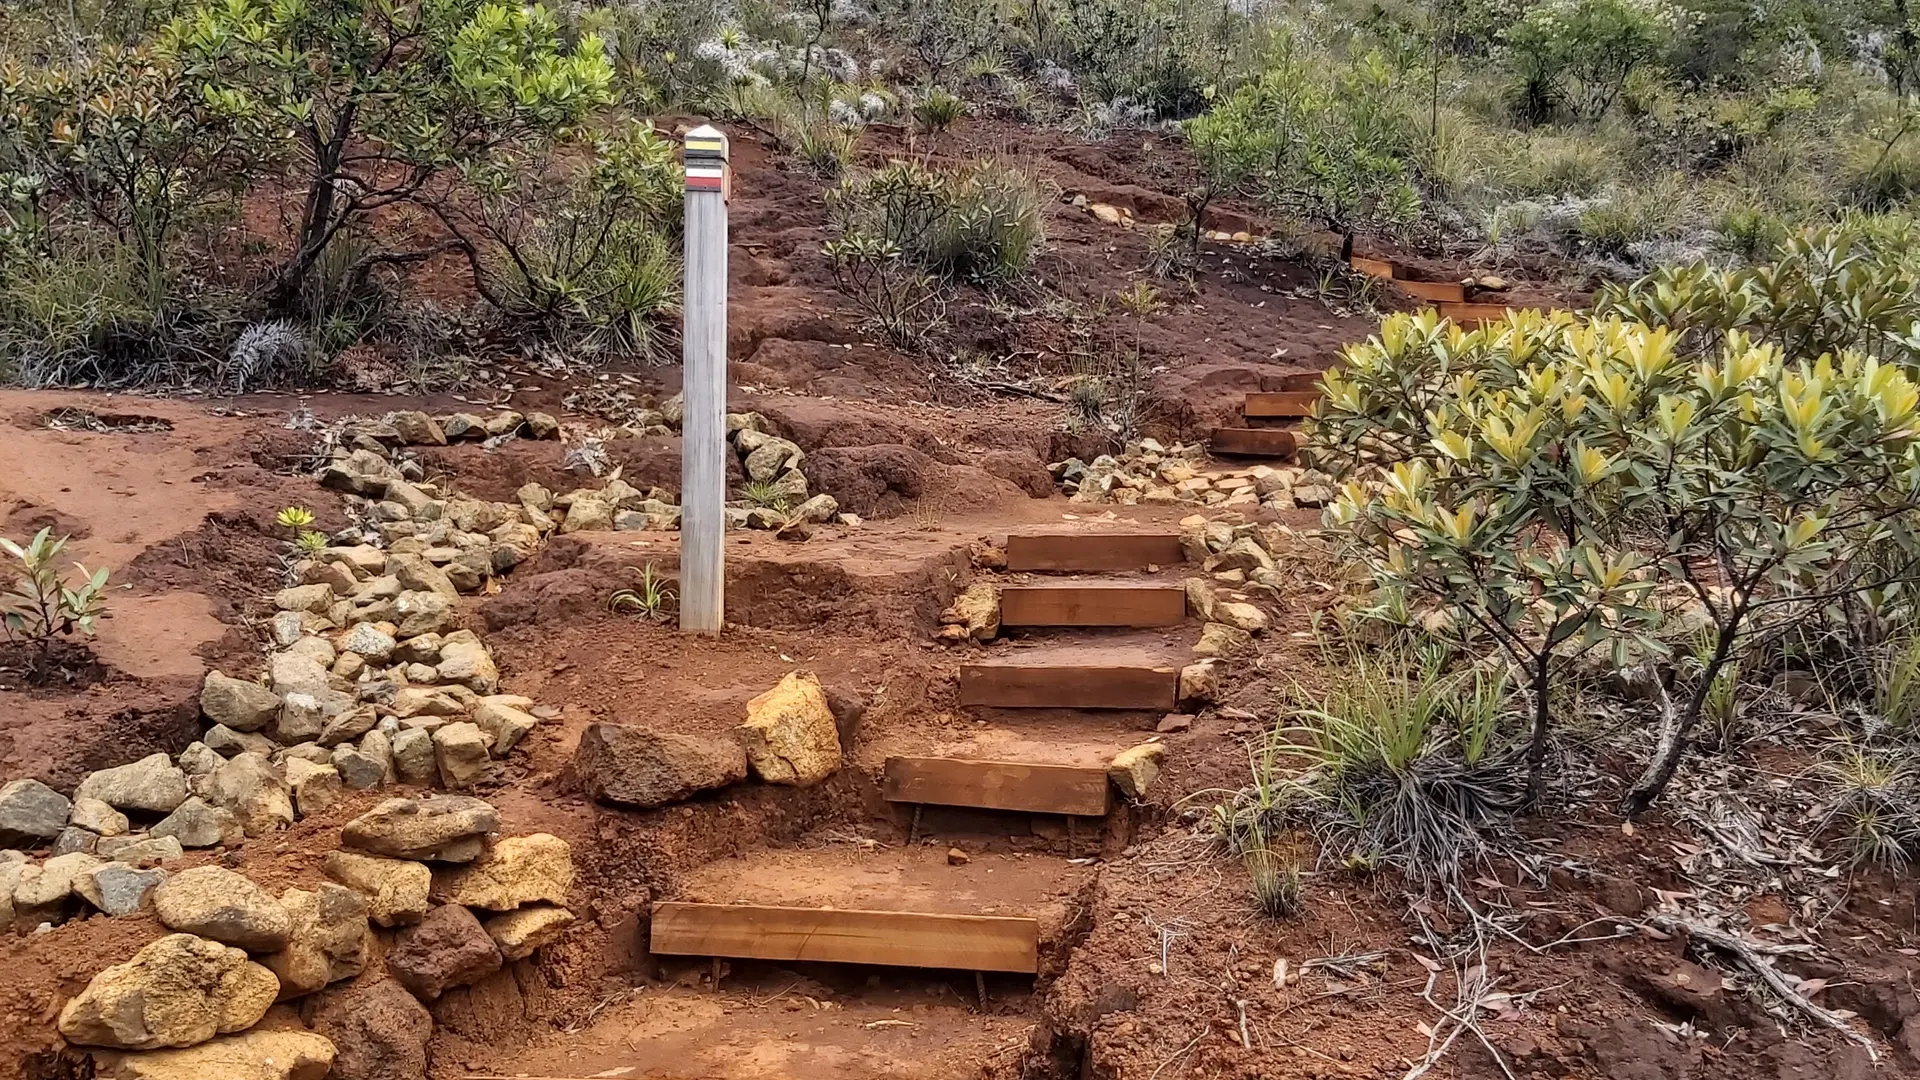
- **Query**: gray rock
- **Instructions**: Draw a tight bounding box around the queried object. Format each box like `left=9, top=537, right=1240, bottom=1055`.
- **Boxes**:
left=574, top=723, right=747, bottom=808
left=390, top=633, right=444, bottom=665
left=273, top=692, right=328, bottom=745
left=332, top=739, right=391, bottom=792
left=178, top=742, right=224, bottom=776
left=152, top=797, right=245, bottom=849
left=53, top=826, right=98, bottom=855
left=744, top=437, right=802, bottom=481
left=77, top=863, right=168, bottom=916
left=200, top=671, right=282, bottom=732
left=436, top=632, right=499, bottom=694
left=390, top=728, right=437, bottom=784
left=318, top=706, right=380, bottom=749
left=71, top=794, right=132, bottom=836
left=275, top=742, right=334, bottom=765
left=268, top=610, right=307, bottom=647
left=95, top=834, right=184, bottom=867
left=0, top=778, right=72, bottom=846
left=339, top=624, right=396, bottom=663
left=432, top=723, right=491, bottom=789
left=341, top=795, right=498, bottom=862
left=269, top=653, right=332, bottom=699
left=393, top=591, right=457, bottom=638
left=74, top=754, right=189, bottom=814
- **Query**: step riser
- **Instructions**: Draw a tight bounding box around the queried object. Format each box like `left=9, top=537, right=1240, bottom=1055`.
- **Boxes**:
left=883, top=756, right=1111, bottom=816
left=652, top=902, right=1040, bottom=973
left=1281, top=372, right=1326, bottom=392
left=1350, top=255, right=1397, bottom=280
left=1437, top=302, right=1512, bottom=326
left=1396, top=280, right=1468, bottom=304
left=1004, top=533, right=1184, bottom=572
left=1210, top=428, right=1298, bottom=458
left=999, top=586, right=1186, bottom=628
left=960, top=664, right=1178, bottom=710
left=1243, top=391, right=1319, bottom=419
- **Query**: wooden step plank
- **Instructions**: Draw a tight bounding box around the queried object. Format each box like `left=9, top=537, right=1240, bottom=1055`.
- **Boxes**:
left=1005, top=532, right=1184, bottom=572
left=652, top=902, right=1039, bottom=973
left=1210, top=427, right=1298, bottom=458
left=1244, top=391, right=1319, bottom=419
left=1437, top=302, right=1513, bottom=326
left=1280, top=371, right=1328, bottom=392
left=883, top=756, right=1112, bottom=816
left=1395, top=279, right=1468, bottom=304
left=1349, top=255, right=1397, bottom=280
left=999, top=584, right=1186, bottom=627
left=960, top=663, right=1178, bottom=710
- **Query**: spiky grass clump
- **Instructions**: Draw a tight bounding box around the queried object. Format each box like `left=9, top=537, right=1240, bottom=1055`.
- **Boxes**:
left=1246, top=844, right=1305, bottom=918
left=1812, top=744, right=1920, bottom=869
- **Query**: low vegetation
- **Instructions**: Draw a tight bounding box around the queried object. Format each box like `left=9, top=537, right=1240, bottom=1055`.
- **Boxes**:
left=1, top=528, right=111, bottom=677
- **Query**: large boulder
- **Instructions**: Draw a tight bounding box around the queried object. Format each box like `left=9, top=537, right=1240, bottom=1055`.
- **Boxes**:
left=75, top=754, right=189, bottom=814
left=88, top=1029, right=337, bottom=1080
left=203, top=753, right=294, bottom=837
left=153, top=865, right=294, bottom=951
left=738, top=672, right=842, bottom=786
left=802, top=444, right=930, bottom=518
left=0, top=778, right=71, bottom=846
left=310, top=978, right=432, bottom=1080
left=385, top=904, right=502, bottom=1000
left=484, top=904, right=575, bottom=961
left=200, top=672, right=282, bottom=733
left=262, top=883, right=369, bottom=998
left=341, top=796, right=498, bottom=862
left=323, top=851, right=431, bottom=927
left=430, top=833, right=572, bottom=911
left=573, top=724, right=747, bottom=808
left=57, top=934, right=279, bottom=1049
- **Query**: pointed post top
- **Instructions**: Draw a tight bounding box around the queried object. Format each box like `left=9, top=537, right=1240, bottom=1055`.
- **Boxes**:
left=684, top=124, right=729, bottom=162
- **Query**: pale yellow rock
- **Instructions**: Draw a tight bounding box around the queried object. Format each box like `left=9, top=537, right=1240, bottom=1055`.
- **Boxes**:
left=1177, top=661, right=1220, bottom=704
left=430, top=833, right=574, bottom=911
left=321, top=850, right=431, bottom=927
left=738, top=671, right=843, bottom=786
left=88, top=1029, right=337, bottom=1080
left=1108, top=743, right=1168, bottom=800
left=483, top=904, right=576, bottom=961
left=1193, top=622, right=1253, bottom=657
left=57, top=934, right=279, bottom=1050
left=1183, top=578, right=1215, bottom=621
left=938, top=582, right=1000, bottom=642
left=1213, top=602, right=1269, bottom=633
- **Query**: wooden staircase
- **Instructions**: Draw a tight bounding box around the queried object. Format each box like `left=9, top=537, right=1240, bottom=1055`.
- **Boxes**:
left=1348, top=253, right=1524, bottom=325
left=1213, top=369, right=1322, bottom=461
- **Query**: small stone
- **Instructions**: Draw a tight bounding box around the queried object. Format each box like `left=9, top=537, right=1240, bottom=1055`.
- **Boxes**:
left=56, top=933, right=278, bottom=1050
left=386, top=903, right=502, bottom=1000
left=77, top=862, right=168, bottom=916
left=0, top=778, right=72, bottom=845
left=388, top=410, right=446, bottom=446
left=1156, top=713, right=1195, bottom=733
left=200, top=671, right=282, bottom=732
left=318, top=706, right=380, bottom=748
left=947, top=847, right=970, bottom=866
left=789, top=493, right=839, bottom=524
left=1177, top=661, right=1220, bottom=705
left=340, top=795, right=499, bottom=862
left=204, top=724, right=277, bottom=759
left=524, top=411, right=561, bottom=439
left=472, top=699, right=538, bottom=756
left=1212, top=537, right=1275, bottom=573
left=53, top=826, right=98, bottom=855
left=153, top=865, right=294, bottom=951
left=390, top=728, right=437, bottom=784
left=483, top=904, right=575, bottom=961
left=435, top=632, right=499, bottom=693
left=204, top=753, right=294, bottom=837
left=286, top=760, right=344, bottom=818
left=332, top=738, right=391, bottom=792
left=14, top=850, right=103, bottom=909
left=1193, top=622, right=1253, bottom=657
left=390, top=633, right=445, bottom=666
left=430, top=833, right=573, bottom=911
left=152, top=797, right=245, bottom=849
left=1108, top=743, right=1168, bottom=800
left=276, top=583, right=336, bottom=614
left=432, top=722, right=491, bottom=789
left=75, top=754, right=189, bottom=814
left=938, top=583, right=1000, bottom=642
left=393, top=591, right=457, bottom=638
left=322, top=851, right=432, bottom=927
left=390, top=553, right=458, bottom=600
left=739, top=671, right=842, bottom=786
left=340, top=624, right=397, bottom=662
left=560, top=494, right=614, bottom=533
left=178, top=743, right=223, bottom=777
left=268, top=652, right=331, bottom=700
left=263, top=883, right=369, bottom=999
left=96, top=834, right=185, bottom=867
left=1213, top=602, right=1269, bottom=633
left=1184, top=578, right=1215, bottom=621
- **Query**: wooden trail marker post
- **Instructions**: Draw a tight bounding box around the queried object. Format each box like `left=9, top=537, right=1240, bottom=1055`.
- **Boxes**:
left=680, top=125, right=730, bottom=634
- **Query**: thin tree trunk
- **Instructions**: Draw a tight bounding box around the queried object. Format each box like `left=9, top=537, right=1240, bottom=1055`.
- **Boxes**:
left=1624, top=622, right=1736, bottom=816
left=1524, top=651, right=1551, bottom=807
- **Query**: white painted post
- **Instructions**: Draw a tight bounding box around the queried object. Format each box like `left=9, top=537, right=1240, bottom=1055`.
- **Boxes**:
left=680, top=125, right=730, bottom=635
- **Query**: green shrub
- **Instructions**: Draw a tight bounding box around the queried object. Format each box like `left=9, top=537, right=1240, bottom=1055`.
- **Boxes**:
left=2, top=528, right=111, bottom=677
left=1501, top=0, right=1686, bottom=123
left=826, top=159, right=1047, bottom=286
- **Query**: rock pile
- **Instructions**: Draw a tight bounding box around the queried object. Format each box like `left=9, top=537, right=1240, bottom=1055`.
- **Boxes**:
left=1049, top=440, right=1338, bottom=511
left=723, top=411, right=841, bottom=531
left=48, top=796, right=572, bottom=1080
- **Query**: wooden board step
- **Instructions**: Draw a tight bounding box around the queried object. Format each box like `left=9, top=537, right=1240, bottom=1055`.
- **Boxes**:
left=998, top=584, right=1186, bottom=628
left=1243, top=391, right=1319, bottom=419
left=1280, top=371, right=1328, bottom=392
left=1005, top=531, right=1184, bottom=572
left=960, top=661, right=1178, bottom=710
left=1349, top=255, right=1397, bottom=280
left=1210, top=427, right=1298, bottom=458
left=1394, top=279, right=1469, bottom=304
left=652, top=902, right=1040, bottom=973
left=1437, top=302, right=1514, bottom=326
left=883, top=756, right=1112, bottom=816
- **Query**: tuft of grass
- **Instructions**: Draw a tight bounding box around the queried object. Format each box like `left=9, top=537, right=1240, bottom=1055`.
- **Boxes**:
left=1246, top=844, right=1304, bottom=918
left=608, top=562, right=677, bottom=622
left=738, top=478, right=792, bottom=512
left=913, top=88, right=966, bottom=134
left=1875, top=633, right=1920, bottom=731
